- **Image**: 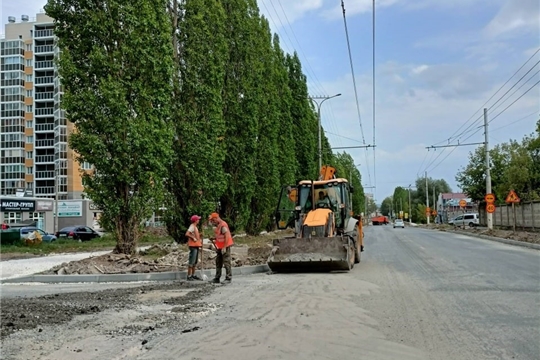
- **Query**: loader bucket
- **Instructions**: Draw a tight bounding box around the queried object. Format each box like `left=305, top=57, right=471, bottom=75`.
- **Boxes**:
left=267, top=236, right=353, bottom=273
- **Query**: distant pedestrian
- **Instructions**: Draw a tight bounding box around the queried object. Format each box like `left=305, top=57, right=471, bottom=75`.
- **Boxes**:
left=208, top=212, right=234, bottom=284
left=185, top=215, right=202, bottom=281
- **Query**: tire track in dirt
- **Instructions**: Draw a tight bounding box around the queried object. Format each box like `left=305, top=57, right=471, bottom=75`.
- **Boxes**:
left=138, top=273, right=428, bottom=360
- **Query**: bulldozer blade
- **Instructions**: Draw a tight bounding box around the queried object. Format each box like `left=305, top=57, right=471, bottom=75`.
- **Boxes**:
left=267, top=236, right=352, bottom=273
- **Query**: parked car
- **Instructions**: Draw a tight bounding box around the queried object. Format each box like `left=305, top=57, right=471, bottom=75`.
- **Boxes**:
left=56, top=226, right=102, bottom=241
left=393, top=219, right=405, bottom=228
left=448, top=213, right=479, bottom=227
left=20, top=227, right=57, bottom=242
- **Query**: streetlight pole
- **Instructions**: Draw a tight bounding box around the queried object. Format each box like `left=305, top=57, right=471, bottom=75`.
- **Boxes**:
left=484, top=108, right=493, bottom=230
left=309, top=94, right=342, bottom=172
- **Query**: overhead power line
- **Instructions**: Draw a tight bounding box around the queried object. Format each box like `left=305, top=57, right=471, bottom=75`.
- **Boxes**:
left=423, top=48, right=540, bottom=173
left=340, top=0, right=372, bottom=188
left=431, top=47, right=540, bottom=147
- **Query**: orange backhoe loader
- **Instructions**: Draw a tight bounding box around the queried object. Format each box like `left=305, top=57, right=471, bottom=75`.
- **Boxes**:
left=269, top=165, right=364, bottom=272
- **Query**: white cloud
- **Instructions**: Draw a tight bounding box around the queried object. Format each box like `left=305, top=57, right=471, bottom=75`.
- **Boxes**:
left=257, top=0, right=323, bottom=29
left=411, top=65, right=429, bottom=75
left=484, top=0, right=540, bottom=38
left=317, top=60, right=539, bottom=199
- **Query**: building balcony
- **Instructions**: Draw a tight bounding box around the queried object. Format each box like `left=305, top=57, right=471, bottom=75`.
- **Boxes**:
left=35, top=154, right=55, bottom=163
left=35, top=108, right=54, bottom=116
left=35, top=123, right=54, bottom=132
left=35, top=76, right=54, bottom=85
left=34, top=29, right=54, bottom=38
left=35, top=60, right=54, bottom=69
left=35, top=139, right=54, bottom=147
left=35, top=45, right=54, bottom=54
left=35, top=92, right=54, bottom=100
left=35, top=170, right=55, bottom=179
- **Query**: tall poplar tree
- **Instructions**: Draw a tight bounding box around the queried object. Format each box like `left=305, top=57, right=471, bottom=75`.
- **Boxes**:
left=165, top=0, right=229, bottom=241
left=246, top=18, right=282, bottom=234
left=45, top=0, right=174, bottom=254
left=219, top=0, right=261, bottom=230
left=273, top=35, right=296, bottom=185
left=286, top=52, right=319, bottom=180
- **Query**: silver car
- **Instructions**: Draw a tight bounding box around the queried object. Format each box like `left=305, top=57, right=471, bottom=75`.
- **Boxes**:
left=449, top=213, right=479, bottom=227
left=393, top=219, right=405, bottom=228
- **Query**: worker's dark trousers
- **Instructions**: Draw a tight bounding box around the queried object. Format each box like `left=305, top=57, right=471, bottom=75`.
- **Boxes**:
left=215, top=247, right=232, bottom=280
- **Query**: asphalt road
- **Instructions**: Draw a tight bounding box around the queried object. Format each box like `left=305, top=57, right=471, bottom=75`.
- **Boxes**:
left=143, top=226, right=540, bottom=360
left=1, top=226, right=539, bottom=360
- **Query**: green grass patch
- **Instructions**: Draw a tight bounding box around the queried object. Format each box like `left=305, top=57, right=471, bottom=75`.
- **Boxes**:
left=0, top=233, right=173, bottom=255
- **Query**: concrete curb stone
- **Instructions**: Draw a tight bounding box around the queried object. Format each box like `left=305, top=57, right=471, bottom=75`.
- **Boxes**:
left=0, top=264, right=271, bottom=284
left=429, top=228, right=540, bottom=250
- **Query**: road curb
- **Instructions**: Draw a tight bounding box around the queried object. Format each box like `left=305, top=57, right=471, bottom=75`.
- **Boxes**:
left=0, top=264, right=270, bottom=284
left=431, top=228, right=540, bottom=250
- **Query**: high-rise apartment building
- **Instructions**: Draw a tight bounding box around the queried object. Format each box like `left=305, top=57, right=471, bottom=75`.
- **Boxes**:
left=1, top=12, right=86, bottom=200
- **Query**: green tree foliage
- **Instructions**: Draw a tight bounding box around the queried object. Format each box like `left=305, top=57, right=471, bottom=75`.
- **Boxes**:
left=456, top=121, right=540, bottom=203
left=287, top=53, right=319, bottom=180
left=50, top=0, right=366, bottom=239
left=165, top=0, right=228, bottom=241
left=45, top=0, right=174, bottom=254
left=380, top=196, right=393, bottom=216
left=272, top=35, right=297, bottom=186
left=246, top=20, right=282, bottom=233
left=219, top=0, right=262, bottom=230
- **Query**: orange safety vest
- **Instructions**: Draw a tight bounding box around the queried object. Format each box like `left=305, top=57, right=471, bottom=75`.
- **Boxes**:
left=187, top=225, right=202, bottom=247
left=214, top=220, right=234, bottom=249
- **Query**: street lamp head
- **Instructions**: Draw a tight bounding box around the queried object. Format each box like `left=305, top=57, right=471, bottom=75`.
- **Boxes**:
left=335, top=93, right=342, bottom=97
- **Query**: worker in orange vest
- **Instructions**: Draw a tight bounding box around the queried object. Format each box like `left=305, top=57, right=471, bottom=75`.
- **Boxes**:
left=208, top=212, right=234, bottom=284
left=185, top=215, right=203, bottom=281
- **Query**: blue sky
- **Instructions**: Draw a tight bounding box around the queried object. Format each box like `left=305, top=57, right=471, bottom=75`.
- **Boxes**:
left=3, top=0, right=539, bottom=203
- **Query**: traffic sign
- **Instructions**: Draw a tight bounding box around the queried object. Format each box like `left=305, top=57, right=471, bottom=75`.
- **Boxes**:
left=486, top=203, right=496, bottom=213
left=505, top=190, right=520, bottom=204
left=485, top=193, right=495, bottom=203
left=459, top=199, right=467, bottom=207
left=432, top=210, right=437, bottom=216
left=425, top=207, right=431, bottom=213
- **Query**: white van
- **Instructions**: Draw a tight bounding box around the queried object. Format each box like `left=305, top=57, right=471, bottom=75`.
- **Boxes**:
left=449, top=213, right=479, bottom=227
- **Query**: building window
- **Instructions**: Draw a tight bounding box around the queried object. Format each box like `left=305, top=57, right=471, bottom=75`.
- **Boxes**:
left=26, top=74, right=32, bottom=82
left=25, top=59, right=32, bottom=67
left=28, top=212, right=44, bottom=221
left=26, top=167, right=33, bottom=174
left=25, top=105, right=32, bottom=113
left=26, top=151, right=33, bottom=159
left=26, top=90, right=32, bottom=97
left=26, top=43, right=32, bottom=51
left=26, top=136, right=33, bottom=143
left=26, top=120, right=33, bottom=128
left=3, top=212, right=22, bottom=224
left=80, top=161, right=92, bottom=170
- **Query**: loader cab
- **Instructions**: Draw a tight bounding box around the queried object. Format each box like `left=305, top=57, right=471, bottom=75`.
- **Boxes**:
left=298, top=179, right=352, bottom=230
left=275, top=178, right=353, bottom=232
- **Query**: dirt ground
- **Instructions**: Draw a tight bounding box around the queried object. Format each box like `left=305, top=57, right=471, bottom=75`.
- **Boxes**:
left=427, top=224, right=540, bottom=244
left=0, top=281, right=218, bottom=359
left=40, top=238, right=275, bottom=275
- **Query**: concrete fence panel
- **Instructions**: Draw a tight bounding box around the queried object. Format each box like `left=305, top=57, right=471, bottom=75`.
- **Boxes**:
left=479, top=201, right=539, bottom=231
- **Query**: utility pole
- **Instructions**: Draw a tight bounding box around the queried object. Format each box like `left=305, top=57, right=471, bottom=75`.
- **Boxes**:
left=484, top=108, right=493, bottom=230
left=309, top=94, right=341, bottom=172
left=408, top=184, right=412, bottom=225
left=433, top=186, right=436, bottom=223
left=425, top=171, right=430, bottom=225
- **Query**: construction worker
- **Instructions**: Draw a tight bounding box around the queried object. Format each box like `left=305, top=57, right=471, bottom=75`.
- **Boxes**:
left=185, top=215, right=202, bottom=281
left=208, top=212, right=234, bottom=284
